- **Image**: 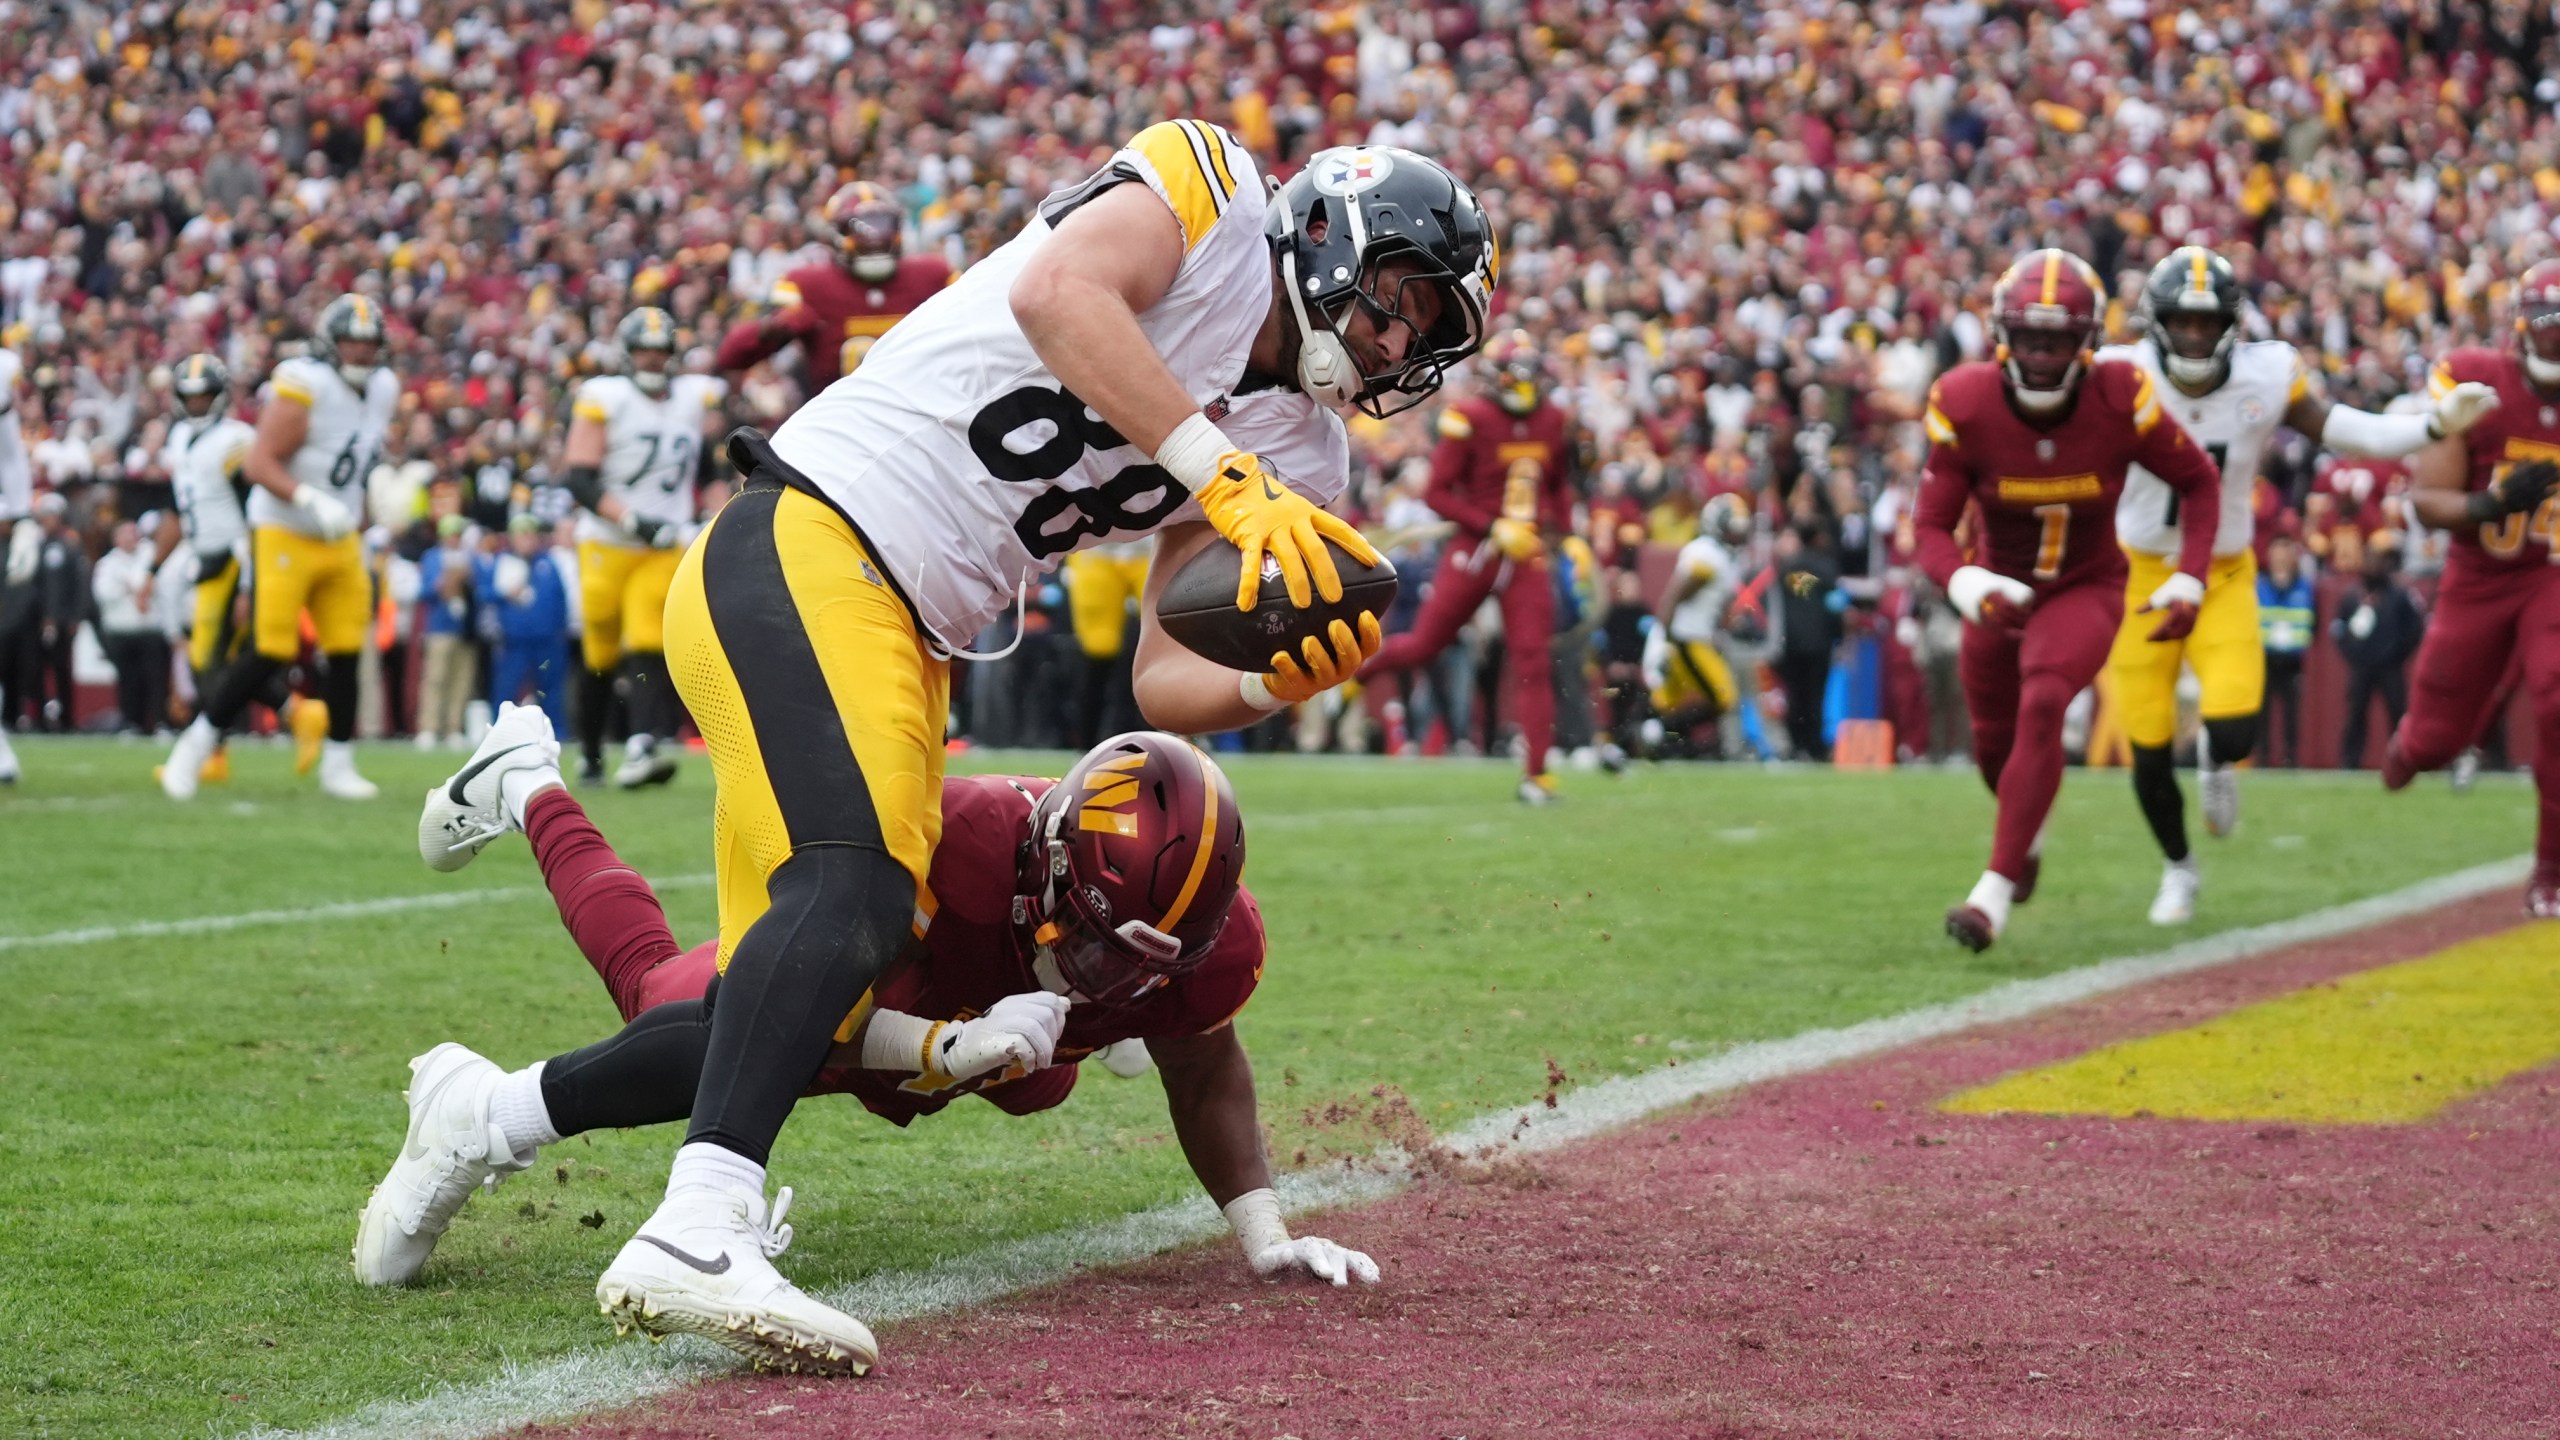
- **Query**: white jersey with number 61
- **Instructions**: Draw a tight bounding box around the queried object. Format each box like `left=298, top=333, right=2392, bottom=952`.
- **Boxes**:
left=247, top=357, right=397, bottom=538
left=2102, top=337, right=2308, bottom=559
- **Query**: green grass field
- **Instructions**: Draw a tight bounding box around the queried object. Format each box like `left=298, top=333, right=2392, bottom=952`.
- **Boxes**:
left=0, top=736, right=2527, bottom=1438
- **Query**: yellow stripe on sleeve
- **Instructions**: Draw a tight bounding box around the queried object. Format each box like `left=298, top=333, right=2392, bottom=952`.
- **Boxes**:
left=1185, top=120, right=1238, bottom=198
left=270, top=378, right=313, bottom=406
left=220, top=442, right=252, bottom=477
left=2129, top=368, right=2161, bottom=434
left=1922, top=400, right=1957, bottom=446
left=573, top=400, right=609, bottom=422
left=2428, top=363, right=2457, bottom=400
left=770, top=279, right=803, bottom=308
left=2287, top=352, right=2312, bottom=404
left=1129, top=120, right=1228, bottom=252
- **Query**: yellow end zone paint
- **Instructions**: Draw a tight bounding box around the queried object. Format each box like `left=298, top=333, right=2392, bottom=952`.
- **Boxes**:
left=1941, top=924, right=2560, bottom=1124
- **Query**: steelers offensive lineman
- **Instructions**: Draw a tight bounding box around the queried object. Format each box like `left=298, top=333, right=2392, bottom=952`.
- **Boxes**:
left=2099, top=246, right=2498, bottom=924
left=558, top=307, right=727, bottom=787
left=0, top=337, right=28, bottom=783
left=162, top=355, right=258, bottom=768
left=162, top=295, right=398, bottom=801
left=559, top=125, right=1491, bottom=1375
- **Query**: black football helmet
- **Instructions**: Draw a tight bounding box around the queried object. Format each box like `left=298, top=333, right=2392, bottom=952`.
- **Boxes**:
left=2143, top=246, right=2244, bottom=391
left=1266, top=146, right=1495, bottom=419
left=172, top=352, right=230, bottom=417
left=308, top=293, right=388, bottom=387
left=614, top=307, right=679, bottom=396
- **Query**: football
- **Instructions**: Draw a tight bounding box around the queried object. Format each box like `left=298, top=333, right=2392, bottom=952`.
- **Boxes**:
left=1153, top=537, right=1400, bottom=672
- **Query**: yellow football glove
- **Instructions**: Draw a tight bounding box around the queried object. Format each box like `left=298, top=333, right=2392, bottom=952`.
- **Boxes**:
left=1196, top=452, right=1383, bottom=611
left=1489, top=517, right=1544, bottom=562
left=1262, top=612, right=1384, bottom=706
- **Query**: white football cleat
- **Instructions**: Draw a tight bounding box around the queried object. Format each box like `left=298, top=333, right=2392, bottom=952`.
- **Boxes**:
left=2451, top=748, right=2481, bottom=794
left=419, top=701, right=562, bottom=872
left=598, top=1185, right=877, bottom=1376
left=0, top=726, right=18, bottom=784
left=2200, top=764, right=2238, bottom=838
left=353, top=1042, right=533, bottom=1286
left=614, top=734, right=678, bottom=789
left=160, top=715, right=218, bottom=800
left=2148, top=858, right=2201, bottom=926
left=319, top=740, right=380, bottom=801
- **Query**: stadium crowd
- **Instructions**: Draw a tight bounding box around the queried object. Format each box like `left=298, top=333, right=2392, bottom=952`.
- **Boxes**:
left=2, top=0, right=2553, bottom=773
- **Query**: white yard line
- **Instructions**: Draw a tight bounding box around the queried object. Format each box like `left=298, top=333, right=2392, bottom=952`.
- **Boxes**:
left=0, top=875, right=714, bottom=953
left=245, top=854, right=2528, bottom=1440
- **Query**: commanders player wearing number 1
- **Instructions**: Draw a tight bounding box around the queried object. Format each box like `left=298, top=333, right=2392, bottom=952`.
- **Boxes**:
left=162, top=295, right=394, bottom=802
left=585, top=124, right=1491, bottom=1375
left=557, top=307, right=728, bottom=788
left=1917, top=250, right=2222, bottom=953
left=2386, top=259, right=2560, bottom=916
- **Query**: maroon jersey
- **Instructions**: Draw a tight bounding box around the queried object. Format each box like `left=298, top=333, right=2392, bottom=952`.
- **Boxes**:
left=1427, top=395, right=1576, bottom=538
left=2429, top=348, right=2560, bottom=578
left=715, top=254, right=952, bottom=395
left=1915, top=359, right=2219, bottom=593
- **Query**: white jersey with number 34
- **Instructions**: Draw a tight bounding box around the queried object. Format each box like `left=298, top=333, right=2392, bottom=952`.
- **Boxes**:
left=573, top=373, right=726, bottom=546
left=2103, top=338, right=2308, bottom=558
left=770, top=119, right=1350, bottom=650
left=247, top=357, right=398, bottom=538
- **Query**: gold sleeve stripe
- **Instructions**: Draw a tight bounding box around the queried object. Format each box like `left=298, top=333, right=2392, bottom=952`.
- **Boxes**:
left=1438, top=407, right=1474, bottom=439
left=770, top=280, right=803, bottom=307
left=1183, top=119, right=1238, bottom=199
left=1130, top=121, right=1227, bottom=251
left=1923, top=404, right=1957, bottom=445
left=2288, top=358, right=2311, bottom=404
left=2130, top=368, right=2161, bottom=434
left=573, top=400, right=609, bottom=422
left=270, top=378, right=313, bottom=406
left=220, top=442, right=252, bottom=477
left=2428, top=364, right=2457, bottom=399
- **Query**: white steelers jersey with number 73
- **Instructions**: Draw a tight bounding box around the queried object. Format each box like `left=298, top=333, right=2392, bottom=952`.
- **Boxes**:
left=573, top=373, right=727, bottom=546
left=2102, top=338, right=2308, bottom=558
left=769, top=119, right=1350, bottom=652
left=246, top=357, right=398, bottom=538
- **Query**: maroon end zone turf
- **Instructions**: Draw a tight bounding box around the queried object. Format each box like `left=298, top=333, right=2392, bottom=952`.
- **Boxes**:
left=531, top=893, right=2560, bottom=1439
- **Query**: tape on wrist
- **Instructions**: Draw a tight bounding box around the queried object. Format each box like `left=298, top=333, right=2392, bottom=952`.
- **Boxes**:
left=1155, top=412, right=1238, bottom=495
left=1221, top=1187, right=1289, bottom=1257
left=1238, top=670, right=1284, bottom=713
left=858, top=1007, right=937, bottom=1072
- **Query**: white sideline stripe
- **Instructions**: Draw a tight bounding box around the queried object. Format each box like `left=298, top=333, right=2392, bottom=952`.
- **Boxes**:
left=0, top=875, right=714, bottom=953
left=244, top=854, right=2528, bottom=1440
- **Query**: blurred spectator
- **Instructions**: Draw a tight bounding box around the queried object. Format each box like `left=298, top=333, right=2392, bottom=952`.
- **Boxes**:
left=2258, top=533, right=2319, bottom=768
left=481, top=513, right=571, bottom=733
left=2333, top=544, right=2424, bottom=770
left=28, top=491, right=81, bottom=731
left=91, top=515, right=169, bottom=734
left=414, top=515, right=477, bottom=749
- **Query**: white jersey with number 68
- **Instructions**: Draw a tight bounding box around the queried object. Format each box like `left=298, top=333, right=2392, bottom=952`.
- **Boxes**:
left=2103, top=337, right=2307, bottom=559
left=573, top=373, right=726, bottom=546
left=247, top=357, right=398, bottom=538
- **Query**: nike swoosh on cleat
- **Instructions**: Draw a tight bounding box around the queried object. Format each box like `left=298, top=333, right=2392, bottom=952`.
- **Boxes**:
left=636, top=1234, right=733, bottom=1275
left=448, top=744, right=535, bottom=806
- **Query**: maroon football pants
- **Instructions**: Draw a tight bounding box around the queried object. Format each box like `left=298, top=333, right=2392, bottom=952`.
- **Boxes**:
left=1959, top=579, right=2118, bottom=884
left=2392, top=564, right=2560, bottom=873
left=1361, top=536, right=1556, bottom=776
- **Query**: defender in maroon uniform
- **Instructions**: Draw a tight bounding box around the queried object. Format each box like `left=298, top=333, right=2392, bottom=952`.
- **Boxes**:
left=359, top=729, right=1376, bottom=1305
left=1916, top=250, right=2222, bottom=952
left=2386, top=260, right=2560, bottom=914
left=1358, top=330, right=1577, bottom=803
left=715, top=181, right=953, bottom=400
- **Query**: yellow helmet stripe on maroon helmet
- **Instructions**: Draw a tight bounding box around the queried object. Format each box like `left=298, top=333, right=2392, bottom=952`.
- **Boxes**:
left=2040, top=250, right=2060, bottom=306
left=1155, top=748, right=1221, bottom=932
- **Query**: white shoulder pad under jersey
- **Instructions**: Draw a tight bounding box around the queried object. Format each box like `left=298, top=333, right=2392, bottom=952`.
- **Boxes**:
left=0, top=348, right=29, bottom=520
left=574, top=373, right=725, bottom=544
left=165, top=414, right=257, bottom=556
left=768, top=120, right=1345, bottom=651
left=2107, top=338, right=2305, bottom=557
left=248, top=358, right=397, bottom=537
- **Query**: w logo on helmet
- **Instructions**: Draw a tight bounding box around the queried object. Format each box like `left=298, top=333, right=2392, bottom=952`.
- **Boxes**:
left=1077, top=748, right=1149, bottom=837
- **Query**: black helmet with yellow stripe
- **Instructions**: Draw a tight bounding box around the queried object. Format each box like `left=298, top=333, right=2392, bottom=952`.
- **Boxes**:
left=308, top=294, right=388, bottom=388
left=172, top=352, right=230, bottom=415
left=614, top=307, right=679, bottom=396
left=2142, top=246, right=2244, bottom=391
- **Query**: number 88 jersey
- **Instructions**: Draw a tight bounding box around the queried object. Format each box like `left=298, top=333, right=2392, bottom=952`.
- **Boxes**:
left=770, top=119, right=1349, bottom=653
left=246, top=357, right=398, bottom=539
left=572, top=372, right=727, bottom=547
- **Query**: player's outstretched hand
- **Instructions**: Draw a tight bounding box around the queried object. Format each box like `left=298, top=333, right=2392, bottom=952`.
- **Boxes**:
left=1948, top=565, right=2034, bottom=633
left=2432, top=381, right=2500, bottom=439
left=1262, top=612, right=1382, bottom=706
left=2143, top=570, right=2205, bottom=641
left=2498, top=459, right=2560, bottom=517
left=935, top=991, right=1068, bottom=1079
left=1198, top=452, right=1383, bottom=610
left=1247, top=1234, right=1380, bottom=1287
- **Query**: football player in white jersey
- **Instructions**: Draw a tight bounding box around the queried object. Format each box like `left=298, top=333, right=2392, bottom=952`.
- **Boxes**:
left=557, top=307, right=727, bottom=788
left=548, top=125, right=1492, bottom=1375
left=0, top=338, right=25, bottom=783
left=161, top=354, right=258, bottom=781
left=1647, top=493, right=1751, bottom=757
left=2101, top=246, right=2499, bottom=924
left=161, top=294, right=399, bottom=801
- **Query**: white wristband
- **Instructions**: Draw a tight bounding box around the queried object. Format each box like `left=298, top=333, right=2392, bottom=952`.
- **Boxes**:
left=857, top=1007, right=937, bottom=1073
left=2318, top=404, right=2436, bottom=458
left=1221, top=1187, right=1289, bottom=1258
left=1237, top=671, right=1284, bottom=713
left=1155, top=412, right=1239, bottom=495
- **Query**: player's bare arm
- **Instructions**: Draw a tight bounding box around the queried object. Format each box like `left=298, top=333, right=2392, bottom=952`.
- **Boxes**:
left=557, top=408, right=628, bottom=526
left=2406, top=432, right=2556, bottom=531
left=1154, top=1024, right=1378, bottom=1286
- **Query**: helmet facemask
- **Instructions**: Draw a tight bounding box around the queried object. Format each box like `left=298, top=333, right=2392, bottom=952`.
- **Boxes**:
left=2155, top=307, right=2236, bottom=390
left=1999, top=323, right=2090, bottom=415
left=2524, top=303, right=2560, bottom=387
left=1023, top=801, right=1224, bottom=1012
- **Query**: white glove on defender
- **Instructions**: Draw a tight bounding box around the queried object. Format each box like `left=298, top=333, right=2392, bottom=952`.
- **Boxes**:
left=2432, top=381, right=2500, bottom=438
left=2146, top=571, right=2205, bottom=612
left=932, top=991, right=1068, bottom=1080
left=1946, top=565, right=2034, bottom=625
left=294, top=484, right=356, bottom=541
left=1223, top=1188, right=1380, bottom=1287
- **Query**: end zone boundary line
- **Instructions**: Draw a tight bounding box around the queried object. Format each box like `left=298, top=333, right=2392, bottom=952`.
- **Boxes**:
left=244, top=854, right=2529, bottom=1440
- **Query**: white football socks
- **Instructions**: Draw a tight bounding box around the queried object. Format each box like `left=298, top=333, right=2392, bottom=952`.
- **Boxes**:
left=490, top=1061, right=561, bottom=1158
left=500, top=766, right=564, bottom=829
left=668, top=1141, right=767, bottom=1203
left=1966, top=870, right=2017, bottom=936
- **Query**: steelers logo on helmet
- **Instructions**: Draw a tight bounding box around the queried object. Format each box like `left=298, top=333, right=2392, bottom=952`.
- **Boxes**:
left=1990, top=248, right=2103, bottom=415
left=309, top=293, right=387, bottom=390
left=1266, top=146, right=1495, bottom=419
left=615, top=307, right=679, bottom=396
left=1017, top=732, right=1245, bottom=1012
left=2143, top=245, right=2243, bottom=392
left=2514, top=259, right=2560, bottom=387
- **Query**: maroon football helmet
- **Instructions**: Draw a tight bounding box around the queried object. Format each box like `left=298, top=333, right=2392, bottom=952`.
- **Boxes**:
left=1991, top=248, right=2104, bottom=412
left=817, top=181, right=904, bottom=282
left=2515, top=259, right=2560, bottom=381
left=1481, top=328, right=1545, bottom=415
left=1018, top=732, right=1246, bottom=1009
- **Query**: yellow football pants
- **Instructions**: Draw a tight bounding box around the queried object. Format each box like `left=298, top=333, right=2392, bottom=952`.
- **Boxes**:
left=189, top=554, right=247, bottom=674
left=249, top=526, right=367, bottom=659
left=663, top=484, right=950, bottom=971
left=1651, top=639, right=1738, bottom=715
left=1063, top=548, right=1150, bottom=660
left=579, top=539, right=681, bottom=673
left=2109, top=547, right=2263, bottom=750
